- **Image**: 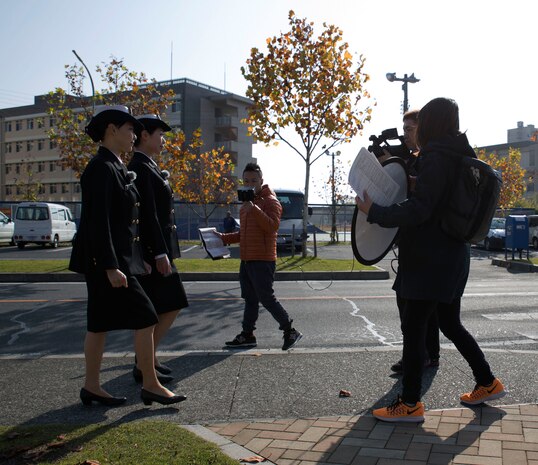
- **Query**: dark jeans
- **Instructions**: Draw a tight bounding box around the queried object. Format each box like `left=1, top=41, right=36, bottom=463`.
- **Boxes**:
left=239, top=260, right=291, bottom=333
left=400, top=297, right=495, bottom=404
left=397, top=295, right=440, bottom=361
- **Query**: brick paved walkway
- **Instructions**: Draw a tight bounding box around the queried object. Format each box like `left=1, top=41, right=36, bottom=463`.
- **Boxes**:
left=208, top=403, right=538, bottom=464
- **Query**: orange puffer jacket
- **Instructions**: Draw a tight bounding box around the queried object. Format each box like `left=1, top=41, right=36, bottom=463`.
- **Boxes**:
left=222, top=184, right=281, bottom=261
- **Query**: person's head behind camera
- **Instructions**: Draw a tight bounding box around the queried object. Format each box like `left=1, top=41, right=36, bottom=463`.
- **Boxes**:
left=402, top=109, right=419, bottom=152
left=238, top=163, right=264, bottom=202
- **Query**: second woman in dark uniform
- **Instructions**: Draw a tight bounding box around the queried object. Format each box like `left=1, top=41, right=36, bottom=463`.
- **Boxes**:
left=128, top=114, right=189, bottom=381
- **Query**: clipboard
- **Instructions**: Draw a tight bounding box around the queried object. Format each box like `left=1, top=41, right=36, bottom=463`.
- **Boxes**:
left=351, top=157, right=409, bottom=265
left=198, top=227, right=231, bottom=260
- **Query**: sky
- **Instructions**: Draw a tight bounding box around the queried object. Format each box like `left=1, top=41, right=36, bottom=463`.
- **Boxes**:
left=2, top=0, right=537, bottom=202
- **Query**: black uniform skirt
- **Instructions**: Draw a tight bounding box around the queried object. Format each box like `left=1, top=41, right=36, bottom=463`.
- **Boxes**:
left=85, top=272, right=159, bottom=332
left=137, top=261, right=189, bottom=314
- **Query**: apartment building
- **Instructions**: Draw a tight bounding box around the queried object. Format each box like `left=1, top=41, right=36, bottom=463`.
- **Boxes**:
left=477, top=121, right=538, bottom=198
left=0, top=78, right=255, bottom=202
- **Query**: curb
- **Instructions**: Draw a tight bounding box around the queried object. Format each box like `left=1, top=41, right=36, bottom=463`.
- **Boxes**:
left=182, top=424, right=277, bottom=465
left=0, top=268, right=389, bottom=283
left=491, top=258, right=538, bottom=272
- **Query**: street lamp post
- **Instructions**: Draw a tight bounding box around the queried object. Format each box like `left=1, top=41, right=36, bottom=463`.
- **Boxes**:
left=386, top=72, right=420, bottom=113
left=325, top=150, right=341, bottom=243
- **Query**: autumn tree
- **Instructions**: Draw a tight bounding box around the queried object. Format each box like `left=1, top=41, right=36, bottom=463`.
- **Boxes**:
left=241, top=10, right=372, bottom=256
left=477, top=147, right=526, bottom=209
left=313, top=153, right=354, bottom=243
left=163, top=129, right=237, bottom=226
left=12, top=157, right=43, bottom=201
left=47, top=56, right=174, bottom=176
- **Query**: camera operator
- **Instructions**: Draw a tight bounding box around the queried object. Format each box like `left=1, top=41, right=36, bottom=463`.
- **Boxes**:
left=214, top=163, right=303, bottom=351
left=388, top=109, right=442, bottom=375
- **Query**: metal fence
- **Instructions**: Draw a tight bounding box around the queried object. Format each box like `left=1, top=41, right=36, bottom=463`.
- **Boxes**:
left=0, top=200, right=358, bottom=242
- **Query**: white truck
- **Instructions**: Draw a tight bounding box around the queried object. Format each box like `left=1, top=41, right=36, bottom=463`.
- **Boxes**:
left=14, top=202, right=77, bottom=249
left=274, top=189, right=312, bottom=249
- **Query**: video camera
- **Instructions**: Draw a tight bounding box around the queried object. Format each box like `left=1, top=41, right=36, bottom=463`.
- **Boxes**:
left=368, top=128, right=411, bottom=161
left=237, top=186, right=255, bottom=202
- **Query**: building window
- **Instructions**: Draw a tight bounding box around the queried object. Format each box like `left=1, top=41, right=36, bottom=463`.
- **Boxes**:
left=74, top=183, right=81, bottom=193
left=5, top=186, right=12, bottom=196
left=37, top=118, right=44, bottom=129
left=5, top=165, right=11, bottom=175
left=171, top=98, right=182, bottom=113
left=27, top=119, right=34, bottom=130
left=5, top=121, right=12, bottom=132
left=38, top=162, right=45, bottom=173
left=15, top=164, right=20, bottom=174
left=62, top=183, right=69, bottom=194
left=16, top=142, right=22, bottom=153
left=530, top=152, right=536, bottom=167
left=49, top=161, right=55, bottom=172
left=15, top=120, right=22, bottom=131
left=38, top=185, right=46, bottom=195
left=49, top=184, right=57, bottom=194
left=27, top=141, right=33, bottom=152
left=49, top=140, right=57, bottom=150
left=5, top=143, right=12, bottom=153
left=49, top=117, right=56, bottom=127
left=38, top=140, right=44, bottom=150
left=16, top=186, right=22, bottom=195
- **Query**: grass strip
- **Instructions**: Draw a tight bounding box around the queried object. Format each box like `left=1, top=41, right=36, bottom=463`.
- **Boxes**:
left=0, top=257, right=374, bottom=273
left=0, top=421, right=238, bottom=465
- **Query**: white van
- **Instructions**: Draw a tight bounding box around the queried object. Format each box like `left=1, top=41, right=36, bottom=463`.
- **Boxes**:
left=14, top=202, right=77, bottom=249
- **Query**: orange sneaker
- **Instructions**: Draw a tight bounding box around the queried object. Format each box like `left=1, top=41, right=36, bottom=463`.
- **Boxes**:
left=373, top=396, right=425, bottom=423
left=460, top=378, right=505, bottom=406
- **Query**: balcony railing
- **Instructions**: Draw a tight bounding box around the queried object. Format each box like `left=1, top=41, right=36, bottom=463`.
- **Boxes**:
left=215, top=115, right=238, bottom=128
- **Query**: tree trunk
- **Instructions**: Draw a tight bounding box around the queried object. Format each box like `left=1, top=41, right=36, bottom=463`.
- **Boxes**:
left=302, top=159, right=311, bottom=258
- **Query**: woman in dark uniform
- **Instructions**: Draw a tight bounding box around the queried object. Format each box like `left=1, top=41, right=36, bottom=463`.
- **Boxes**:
left=70, top=105, right=186, bottom=406
left=128, top=115, right=189, bottom=381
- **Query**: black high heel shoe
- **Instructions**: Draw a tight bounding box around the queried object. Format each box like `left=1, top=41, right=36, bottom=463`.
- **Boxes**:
left=140, top=389, right=187, bottom=406
left=80, top=388, right=126, bottom=406
left=134, top=356, right=173, bottom=376
left=132, top=366, right=174, bottom=384
left=155, top=363, right=172, bottom=375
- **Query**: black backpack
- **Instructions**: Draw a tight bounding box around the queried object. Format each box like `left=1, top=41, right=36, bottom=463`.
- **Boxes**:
left=440, top=155, right=503, bottom=244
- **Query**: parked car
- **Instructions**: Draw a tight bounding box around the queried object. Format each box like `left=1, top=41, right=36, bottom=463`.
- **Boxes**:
left=13, top=202, right=77, bottom=248
left=528, top=215, right=538, bottom=249
left=0, top=211, right=15, bottom=245
left=477, top=217, right=506, bottom=250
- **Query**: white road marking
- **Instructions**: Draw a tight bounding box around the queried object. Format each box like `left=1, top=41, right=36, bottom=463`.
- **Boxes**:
left=343, top=297, right=397, bottom=347
left=181, top=245, right=200, bottom=253
left=482, top=312, right=538, bottom=320
left=7, top=302, right=51, bottom=345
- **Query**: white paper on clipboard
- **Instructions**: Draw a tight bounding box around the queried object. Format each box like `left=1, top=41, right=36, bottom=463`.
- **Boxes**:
left=348, top=147, right=400, bottom=206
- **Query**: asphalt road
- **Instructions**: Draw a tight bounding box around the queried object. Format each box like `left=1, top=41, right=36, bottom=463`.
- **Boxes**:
left=1, top=258, right=537, bottom=355
left=1, top=250, right=538, bottom=426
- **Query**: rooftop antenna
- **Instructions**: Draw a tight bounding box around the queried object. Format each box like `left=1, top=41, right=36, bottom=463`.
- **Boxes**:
left=72, top=50, right=95, bottom=113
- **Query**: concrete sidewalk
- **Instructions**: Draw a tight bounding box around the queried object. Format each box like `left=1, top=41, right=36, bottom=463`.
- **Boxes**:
left=1, top=348, right=537, bottom=464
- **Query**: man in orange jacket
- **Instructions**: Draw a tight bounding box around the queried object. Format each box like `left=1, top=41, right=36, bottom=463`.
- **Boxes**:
left=216, top=163, right=303, bottom=351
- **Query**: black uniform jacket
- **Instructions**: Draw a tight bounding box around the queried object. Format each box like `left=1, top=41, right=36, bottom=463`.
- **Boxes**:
left=69, top=147, right=146, bottom=275
left=368, top=134, right=474, bottom=304
left=128, top=152, right=180, bottom=261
